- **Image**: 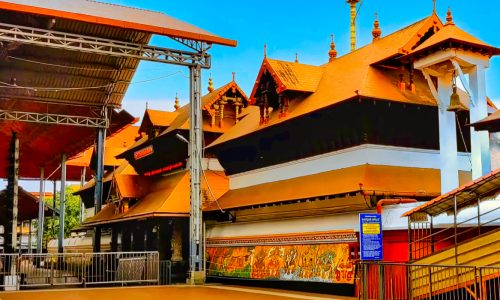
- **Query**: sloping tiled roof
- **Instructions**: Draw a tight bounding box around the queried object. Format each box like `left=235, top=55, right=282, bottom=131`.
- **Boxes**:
left=471, top=110, right=500, bottom=132
left=83, top=170, right=228, bottom=225
left=159, top=80, right=249, bottom=135
left=207, top=164, right=471, bottom=211
left=208, top=16, right=445, bottom=149
left=144, top=109, right=179, bottom=128
left=412, top=23, right=499, bottom=54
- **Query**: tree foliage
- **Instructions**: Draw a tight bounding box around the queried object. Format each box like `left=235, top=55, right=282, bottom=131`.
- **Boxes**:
left=43, top=186, right=82, bottom=245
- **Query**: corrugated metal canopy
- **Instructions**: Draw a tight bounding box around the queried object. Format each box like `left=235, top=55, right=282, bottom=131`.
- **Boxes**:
left=403, top=169, right=500, bottom=217
left=0, top=0, right=237, bottom=47
left=0, top=0, right=232, bottom=180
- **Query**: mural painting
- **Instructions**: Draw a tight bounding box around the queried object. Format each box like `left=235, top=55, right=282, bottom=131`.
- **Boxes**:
left=206, top=243, right=354, bottom=284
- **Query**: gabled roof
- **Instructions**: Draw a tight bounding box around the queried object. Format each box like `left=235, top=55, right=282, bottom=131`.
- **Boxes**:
left=411, top=22, right=499, bottom=55
left=208, top=15, right=445, bottom=149
left=249, top=58, right=324, bottom=101
left=138, top=109, right=179, bottom=134
left=162, top=80, right=249, bottom=135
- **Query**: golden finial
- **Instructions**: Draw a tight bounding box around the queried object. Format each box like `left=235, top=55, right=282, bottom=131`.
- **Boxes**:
left=432, top=0, right=437, bottom=14
left=295, top=53, right=299, bottom=63
left=328, top=34, right=337, bottom=62
left=372, top=12, right=382, bottom=41
left=445, top=7, right=455, bottom=26
left=232, top=72, right=236, bottom=82
left=174, top=93, right=180, bottom=110
left=208, top=74, right=214, bottom=92
left=264, top=44, right=267, bottom=58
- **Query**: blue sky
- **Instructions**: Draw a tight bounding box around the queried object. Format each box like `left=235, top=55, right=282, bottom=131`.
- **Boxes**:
left=105, top=0, right=500, bottom=117
left=4, top=0, right=500, bottom=192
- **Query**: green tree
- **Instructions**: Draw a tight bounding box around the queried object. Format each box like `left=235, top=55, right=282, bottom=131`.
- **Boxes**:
left=43, top=186, right=82, bottom=246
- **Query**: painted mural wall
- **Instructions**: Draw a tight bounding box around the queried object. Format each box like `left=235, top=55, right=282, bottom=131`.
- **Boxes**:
left=207, top=243, right=354, bottom=284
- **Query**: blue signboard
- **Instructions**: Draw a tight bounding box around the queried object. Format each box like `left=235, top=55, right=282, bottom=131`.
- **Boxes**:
left=359, top=213, right=383, bottom=260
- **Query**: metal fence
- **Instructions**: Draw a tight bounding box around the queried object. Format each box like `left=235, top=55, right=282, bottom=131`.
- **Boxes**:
left=358, top=262, right=500, bottom=300
left=0, top=251, right=163, bottom=290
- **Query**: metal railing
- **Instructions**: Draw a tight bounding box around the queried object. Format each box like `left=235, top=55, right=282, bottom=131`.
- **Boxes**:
left=159, top=260, right=172, bottom=285
left=358, top=262, right=500, bottom=300
left=0, top=251, right=161, bottom=290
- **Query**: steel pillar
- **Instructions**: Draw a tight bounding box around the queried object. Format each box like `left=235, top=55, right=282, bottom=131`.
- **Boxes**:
left=5, top=132, right=19, bottom=254
left=52, top=180, right=57, bottom=237
left=93, top=126, right=106, bottom=252
left=37, top=167, right=45, bottom=253
left=80, top=167, right=86, bottom=223
left=188, top=65, right=203, bottom=283
left=58, top=154, right=66, bottom=253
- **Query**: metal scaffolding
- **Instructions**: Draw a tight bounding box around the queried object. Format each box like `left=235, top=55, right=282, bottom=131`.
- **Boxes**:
left=1, top=11, right=215, bottom=284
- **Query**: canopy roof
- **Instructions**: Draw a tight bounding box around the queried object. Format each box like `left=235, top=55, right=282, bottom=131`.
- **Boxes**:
left=0, top=0, right=235, bottom=180
left=0, top=186, right=54, bottom=221
left=206, top=164, right=471, bottom=211
left=0, top=109, right=135, bottom=179
left=0, top=0, right=237, bottom=47
left=403, top=168, right=500, bottom=217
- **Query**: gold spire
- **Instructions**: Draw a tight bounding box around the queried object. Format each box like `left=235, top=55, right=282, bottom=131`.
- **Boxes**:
left=432, top=0, right=437, bottom=14
left=295, top=53, right=299, bottom=63
left=174, top=93, right=180, bottom=111
left=372, top=12, right=382, bottom=41
left=328, top=34, right=337, bottom=62
left=264, top=43, right=267, bottom=58
left=208, top=74, right=214, bottom=92
left=445, top=7, right=455, bottom=26
left=347, top=0, right=360, bottom=52
left=232, top=72, right=236, bottom=82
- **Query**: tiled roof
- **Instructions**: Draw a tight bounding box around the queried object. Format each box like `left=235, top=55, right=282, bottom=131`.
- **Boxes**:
left=412, top=23, right=498, bottom=54
left=471, top=110, right=500, bottom=132
left=83, top=170, right=228, bottom=225
left=144, top=109, right=179, bottom=128
left=207, top=164, right=472, bottom=211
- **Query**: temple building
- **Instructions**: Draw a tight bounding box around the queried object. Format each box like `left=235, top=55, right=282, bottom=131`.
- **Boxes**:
left=202, top=9, right=498, bottom=295
left=79, top=76, right=249, bottom=281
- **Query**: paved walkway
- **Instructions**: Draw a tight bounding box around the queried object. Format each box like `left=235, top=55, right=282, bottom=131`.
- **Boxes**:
left=0, top=285, right=356, bottom=300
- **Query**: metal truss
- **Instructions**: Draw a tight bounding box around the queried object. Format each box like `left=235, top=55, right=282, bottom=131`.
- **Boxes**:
left=0, top=109, right=108, bottom=128
left=171, top=37, right=212, bottom=52
left=0, top=22, right=210, bottom=69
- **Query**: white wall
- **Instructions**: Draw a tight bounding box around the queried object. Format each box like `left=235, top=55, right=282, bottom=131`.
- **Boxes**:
left=230, top=144, right=471, bottom=190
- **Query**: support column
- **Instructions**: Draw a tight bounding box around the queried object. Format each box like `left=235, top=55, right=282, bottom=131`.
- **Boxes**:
left=93, top=128, right=106, bottom=252
left=5, top=132, right=19, bottom=254
left=80, top=167, right=86, bottom=223
left=437, top=73, right=459, bottom=194
left=52, top=180, right=57, bottom=238
left=469, top=65, right=491, bottom=178
left=93, top=125, right=105, bottom=252
left=37, top=167, right=45, bottom=253
left=58, top=154, right=66, bottom=253
left=28, top=220, right=32, bottom=253
left=189, top=65, right=203, bottom=282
